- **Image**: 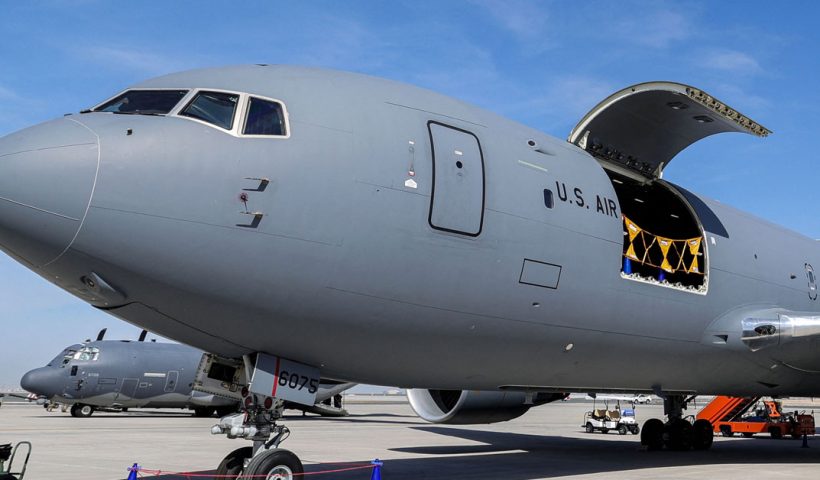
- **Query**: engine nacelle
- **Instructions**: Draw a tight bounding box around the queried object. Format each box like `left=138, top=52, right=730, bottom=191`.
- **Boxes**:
left=407, top=389, right=564, bottom=424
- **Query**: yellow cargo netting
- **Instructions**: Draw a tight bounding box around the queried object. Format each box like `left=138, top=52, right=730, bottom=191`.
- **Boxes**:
left=623, top=216, right=703, bottom=275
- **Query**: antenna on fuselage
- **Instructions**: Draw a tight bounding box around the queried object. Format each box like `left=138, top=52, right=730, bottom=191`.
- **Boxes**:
left=96, top=328, right=107, bottom=341
left=138, top=330, right=148, bottom=342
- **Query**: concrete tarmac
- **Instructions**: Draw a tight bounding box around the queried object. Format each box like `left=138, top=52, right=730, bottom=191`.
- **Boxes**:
left=1, top=399, right=820, bottom=479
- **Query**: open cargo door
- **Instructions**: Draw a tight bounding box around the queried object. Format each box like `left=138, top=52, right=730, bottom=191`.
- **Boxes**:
left=568, top=82, right=770, bottom=180
left=569, top=82, right=771, bottom=293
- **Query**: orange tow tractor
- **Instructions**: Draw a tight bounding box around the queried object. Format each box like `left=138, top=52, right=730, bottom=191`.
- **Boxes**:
left=696, top=396, right=815, bottom=439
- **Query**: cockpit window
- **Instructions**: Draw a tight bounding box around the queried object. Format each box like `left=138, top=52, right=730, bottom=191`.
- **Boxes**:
left=73, top=346, right=100, bottom=362
left=94, top=90, right=188, bottom=115
left=180, top=91, right=239, bottom=130
left=47, top=348, right=77, bottom=367
left=61, top=351, right=76, bottom=366
left=243, top=97, right=287, bottom=136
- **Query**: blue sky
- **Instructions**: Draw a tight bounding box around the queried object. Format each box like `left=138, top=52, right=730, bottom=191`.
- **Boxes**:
left=1, top=1, right=818, bottom=387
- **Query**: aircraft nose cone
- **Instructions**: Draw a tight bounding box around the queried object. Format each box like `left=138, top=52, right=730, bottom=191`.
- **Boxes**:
left=20, top=367, right=57, bottom=397
left=0, top=117, right=99, bottom=267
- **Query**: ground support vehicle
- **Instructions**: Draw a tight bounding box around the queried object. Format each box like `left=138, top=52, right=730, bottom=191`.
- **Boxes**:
left=696, top=396, right=815, bottom=439
left=583, top=403, right=640, bottom=435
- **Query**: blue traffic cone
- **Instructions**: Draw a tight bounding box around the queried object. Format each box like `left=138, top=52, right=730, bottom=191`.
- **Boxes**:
left=126, top=463, right=140, bottom=480
left=370, top=459, right=383, bottom=480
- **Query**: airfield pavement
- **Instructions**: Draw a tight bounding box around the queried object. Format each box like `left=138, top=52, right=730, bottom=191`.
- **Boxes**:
left=2, top=397, right=820, bottom=479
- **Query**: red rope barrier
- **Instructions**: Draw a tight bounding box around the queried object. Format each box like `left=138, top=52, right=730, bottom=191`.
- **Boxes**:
left=135, top=462, right=376, bottom=478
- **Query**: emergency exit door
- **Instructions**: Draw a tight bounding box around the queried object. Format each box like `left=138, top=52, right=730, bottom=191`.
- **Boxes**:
left=164, top=371, right=179, bottom=392
left=428, top=121, right=485, bottom=236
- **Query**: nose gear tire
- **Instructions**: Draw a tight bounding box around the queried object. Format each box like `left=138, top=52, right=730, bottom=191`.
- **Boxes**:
left=242, top=449, right=303, bottom=480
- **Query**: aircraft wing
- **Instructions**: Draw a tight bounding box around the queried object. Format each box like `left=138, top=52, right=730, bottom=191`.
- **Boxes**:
left=315, top=382, right=357, bottom=402
left=284, top=382, right=357, bottom=417
left=0, top=392, right=45, bottom=404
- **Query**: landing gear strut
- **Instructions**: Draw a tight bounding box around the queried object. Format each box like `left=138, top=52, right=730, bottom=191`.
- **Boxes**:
left=211, top=394, right=304, bottom=479
left=640, top=395, right=713, bottom=451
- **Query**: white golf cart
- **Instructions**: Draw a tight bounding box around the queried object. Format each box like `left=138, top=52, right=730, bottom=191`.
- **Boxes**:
left=582, top=401, right=640, bottom=435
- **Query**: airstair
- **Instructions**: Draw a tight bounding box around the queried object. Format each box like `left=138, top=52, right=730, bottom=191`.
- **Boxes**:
left=697, top=396, right=759, bottom=426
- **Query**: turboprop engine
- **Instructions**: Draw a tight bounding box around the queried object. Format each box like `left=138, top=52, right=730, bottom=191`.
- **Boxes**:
left=407, top=389, right=566, bottom=424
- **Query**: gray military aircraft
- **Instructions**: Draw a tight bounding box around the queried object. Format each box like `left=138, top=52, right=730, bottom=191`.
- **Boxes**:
left=0, top=65, right=818, bottom=477
left=20, top=329, right=352, bottom=418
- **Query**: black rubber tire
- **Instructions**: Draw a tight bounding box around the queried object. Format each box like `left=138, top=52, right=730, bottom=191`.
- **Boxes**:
left=630, top=425, right=640, bottom=435
left=641, top=418, right=664, bottom=451
left=585, top=422, right=594, bottom=433
left=665, top=419, right=694, bottom=451
left=71, top=404, right=94, bottom=417
left=692, top=419, right=714, bottom=450
left=243, top=449, right=303, bottom=480
left=192, top=407, right=214, bottom=417
left=618, top=425, right=628, bottom=435
left=216, top=446, right=253, bottom=477
left=769, top=427, right=783, bottom=439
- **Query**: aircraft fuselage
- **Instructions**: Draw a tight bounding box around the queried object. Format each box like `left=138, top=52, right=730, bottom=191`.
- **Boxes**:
left=1, top=66, right=818, bottom=398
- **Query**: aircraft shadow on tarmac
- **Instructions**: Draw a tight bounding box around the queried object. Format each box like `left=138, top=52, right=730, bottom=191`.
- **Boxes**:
left=137, top=426, right=820, bottom=480
left=385, top=426, right=820, bottom=478
left=291, top=414, right=419, bottom=426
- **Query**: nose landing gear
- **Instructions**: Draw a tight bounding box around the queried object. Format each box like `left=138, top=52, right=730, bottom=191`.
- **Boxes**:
left=211, top=395, right=304, bottom=479
left=640, top=395, right=713, bottom=451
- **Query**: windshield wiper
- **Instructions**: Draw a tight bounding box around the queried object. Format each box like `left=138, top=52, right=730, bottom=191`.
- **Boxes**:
left=111, top=111, right=164, bottom=116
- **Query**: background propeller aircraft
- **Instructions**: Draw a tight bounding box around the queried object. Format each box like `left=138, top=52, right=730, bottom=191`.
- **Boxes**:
left=20, top=328, right=353, bottom=418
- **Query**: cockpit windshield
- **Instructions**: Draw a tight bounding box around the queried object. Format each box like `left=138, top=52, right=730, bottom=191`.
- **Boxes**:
left=91, top=87, right=290, bottom=137
left=46, top=348, right=78, bottom=367
left=180, top=91, right=239, bottom=130
left=72, top=346, right=100, bottom=362
left=94, top=90, right=188, bottom=115
left=61, top=350, right=76, bottom=366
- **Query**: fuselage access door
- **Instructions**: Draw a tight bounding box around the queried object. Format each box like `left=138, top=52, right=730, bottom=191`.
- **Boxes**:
left=427, top=121, right=485, bottom=236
